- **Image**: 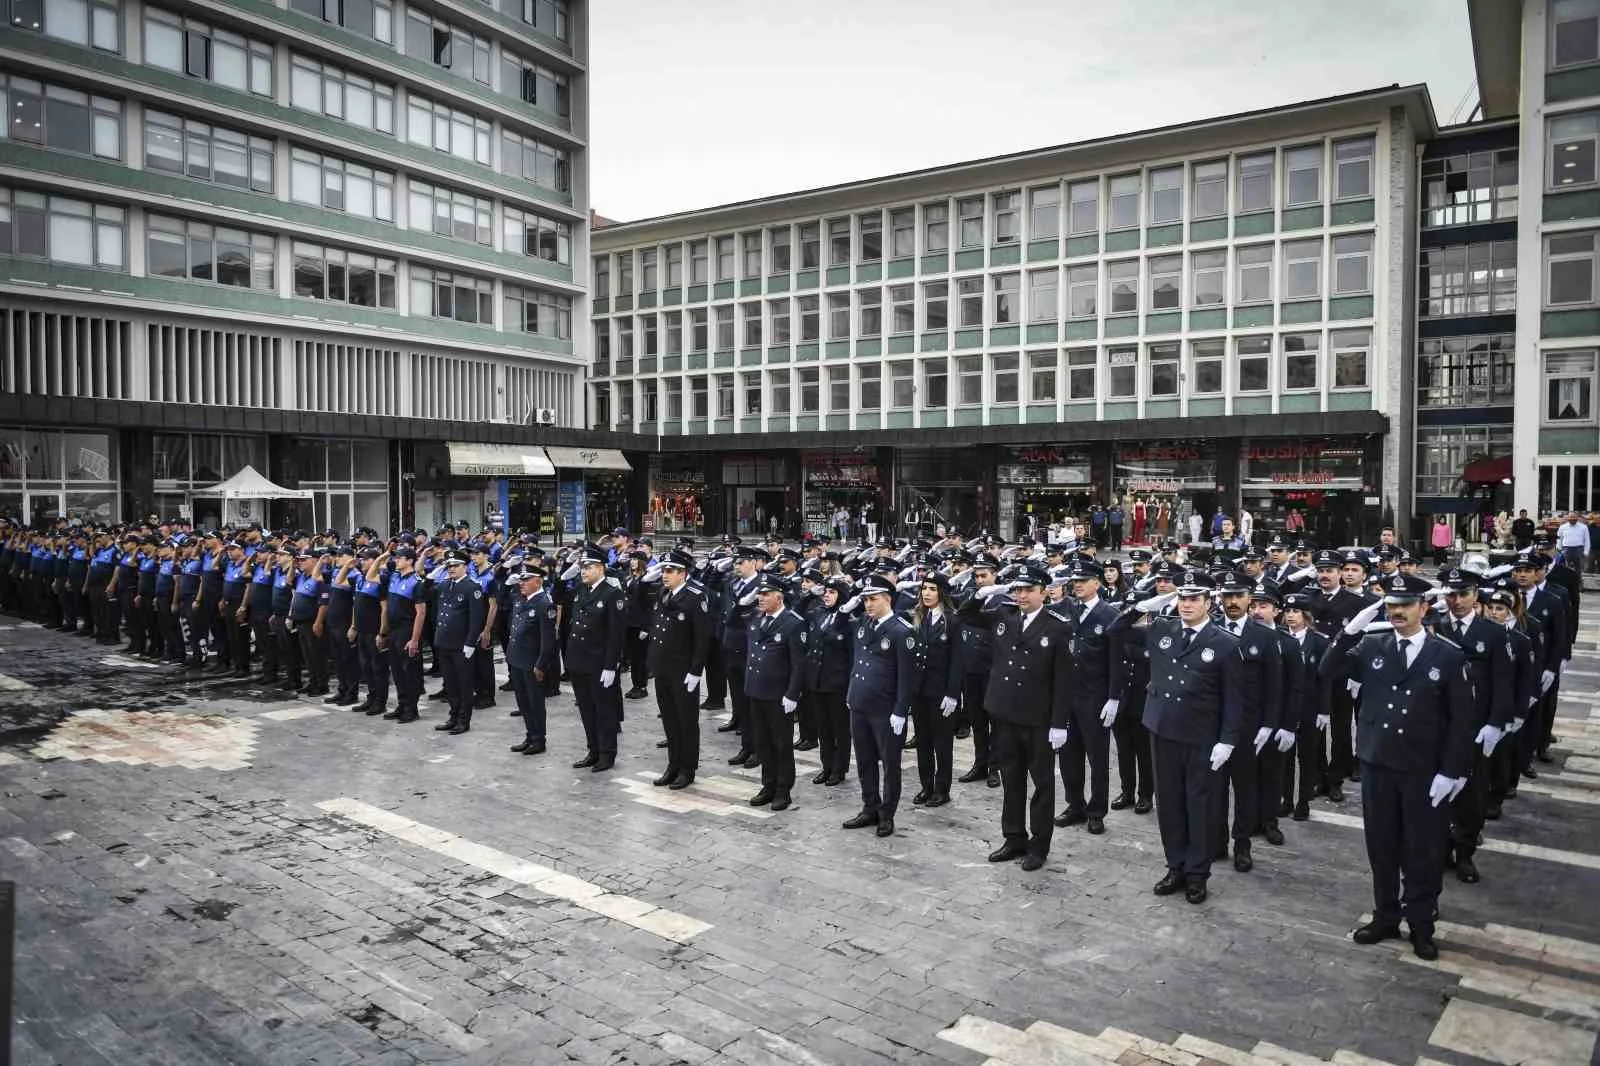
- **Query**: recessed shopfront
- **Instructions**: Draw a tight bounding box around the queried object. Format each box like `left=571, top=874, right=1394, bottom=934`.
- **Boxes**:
left=995, top=445, right=1096, bottom=541
left=1240, top=436, right=1377, bottom=546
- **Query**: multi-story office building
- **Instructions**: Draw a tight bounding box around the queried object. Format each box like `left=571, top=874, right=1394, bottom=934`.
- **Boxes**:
left=0, top=0, right=615, bottom=534
left=591, top=86, right=1436, bottom=545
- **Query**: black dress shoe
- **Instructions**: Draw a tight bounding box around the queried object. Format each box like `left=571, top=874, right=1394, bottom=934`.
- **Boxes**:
left=1456, top=855, right=1481, bottom=883
left=794, top=739, right=817, bottom=751
left=1292, top=801, right=1310, bottom=821
left=653, top=769, right=677, bottom=787
left=988, top=843, right=1027, bottom=863
left=728, top=750, right=751, bottom=765
left=656, top=738, right=669, bottom=748
left=1109, top=793, right=1134, bottom=811
left=510, top=709, right=524, bottom=717
left=624, top=687, right=649, bottom=700
left=1484, top=801, right=1502, bottom=821
left=1277, top=799, right=1293, bottom=817
left=912, top=790, right=930, bottom=805
left=1153, top=871, right=1185, bottom=896
left=434, top=720, right=458, bottom=731
left=875, top=819, right=894, bottom=837
left=958, top=766, right=987, bottom=784
left=573, top=752, right=599, bottom=768
left=824, top=773, right=845, bottom=787
left=1133, top=797, right=1153, bottom=815
left=381, top=709, right=401, bottom=720
left=511, top=741, right=533, bottom=753
left=447, top=724, right=469, bottom=736
left=812, top=770, right=830, bottom=785
left=1185, top=883, right=1208, bottom=904
left=741, top=754, right=761, bottom=769
left=395, top=712, right=419, bottom=724
left=1352, top=920, right=1404, bottom=945
left=1232, top=841, right=1253, bottom=873
left=1536, top=747, right=1554, bottom=763
left=668, top=773, right=694, bottom=790
left=1348, top=765, right=1362, bottom=783
left=1019, top=854, right=1045, bottom=872
left=590, top=756, right=615, bottom=772
left=715, top=721, right=739, bottom=732
left=1263, top=823, right=1285, bottom=846
left=1410, top=931, right=1439, bottom=961
left=924, top=793, right=949, bottom=808
left=770, top=794, right=792, bottom=812
left=1053, top=808, right=1087, bottom=828
left=986, top=771, right=1001, bottom=788
left=1327, top=784, right=1346, bottom=803
left=499, top=680, right=515, bottom=691
left=701, top=701, right=726, bottom=712
left=366, top=705, right=387, bottom=716
left=1086, top=816, right=1105, bottom=835
left=842, top=811, right=879, bottom=830
left=472, top=697, right=495, bottom=710
left=1522, top=766, right=1538, bottom=779
left=521, top=741, right=546, bottom=755
left=429, top=690, right=449, bottom=702
left=749, top=788, right=774, bottom=807
left=323, top=693, right=344, bottom=704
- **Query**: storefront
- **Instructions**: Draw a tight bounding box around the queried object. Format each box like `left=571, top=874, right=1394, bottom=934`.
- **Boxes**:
left=545, top=446, right=634, bottom=536
left=1111, top=440, right=1218, bottom=545
left=646, top=454, right=711, bottom=537
left=802, top=449, right=881, bottom=539
left=896, top=447, right=989, bottom=537
left=0, top=426, right=119, bottom=525
left=723, top=454, right=797, bottom=538
left=1240, top=437, right=1377, bottom=548
left=148, top=432, right=269, bottom=527
left=279, top=438, right=392, bottom=535
left=414, top=442, right=555, bottom=538
left=995, top=445, right=1097, bottom=541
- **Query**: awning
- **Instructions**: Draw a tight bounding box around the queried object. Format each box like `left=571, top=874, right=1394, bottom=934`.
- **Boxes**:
left=446, top=442, right=555, bottom=478
left=1462, top=455, right=1513, bottom=483
left=544, top=446, right=632, bottom=472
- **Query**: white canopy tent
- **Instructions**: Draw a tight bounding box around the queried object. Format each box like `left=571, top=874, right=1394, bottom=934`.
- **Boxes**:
left=193, top=465, right=317, bottom=529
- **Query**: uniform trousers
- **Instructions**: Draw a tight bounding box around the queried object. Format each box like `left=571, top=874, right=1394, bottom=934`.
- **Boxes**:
left=1489, top=727, right=1521, bottom=803
left=569, top=670, right=620, bottom=757
left=1450, top=749, right=1493, bottom=858
left=209, top=601, right=232, bottom=664
left=472, top=641, right=495, bottom=704
left=83, top=577, right=106, bottom=636
left=510, top=665, right=547, bottom=742
left=388, top=641, right=424, bottom=716
left=158, top=597, right=181, bottom=660
left=1360, top=760, right=1448, bottom=934
left=727, top=660, right=751, bottom=748
left=748, top=696, right=796, bottom=795
left=1536, top=679, right=1563, bottom=753
left=808, top=689, right=850, bottom=778
left=1254, top=744, right=1284, bottom=830
left=654, top=672, right=699, bottom=776
left=849, top=711, right=902, bottom=818
left=626, top=629, right=649, bottom=691
left=1283, top=723, right=1322, bottom=808
left=1326, top=685, right=1357, bottom=785
left=1153, top=734, right=1218, bottom=881
left=358, top=629, right=389, bottom=708
left=296, top=622, right=328, bottom=690
left=120, top=588, right=144, bottom=650
left=328, top=624, right=359, bottom=698
left=179, top=600, right=205, bottom=662
left=1112, top=695, right=1154, bottom=800
left=252, top=613, right=278, bottom=677
left=704, top=643, right=728, bottom=706
left=226, top=607, right=251, bottom=674
left=275, top=617, right=301, bottom=683
left=911, top=694, right=956, bottom=797
left=960, top=672, right=992, bottom=773
left=436, top=647, right=473, bottom=725
left=993, top=719, right=1054, bottom=857
left=1211, top=740, right=1259, bottom=850
left=60, top=583, right=82, bottom=631
left=1060, top=701, right=1111, bottom=817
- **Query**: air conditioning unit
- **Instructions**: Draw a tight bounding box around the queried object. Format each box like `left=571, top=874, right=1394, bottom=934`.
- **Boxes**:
left=534, top=408, right=557, bottom=425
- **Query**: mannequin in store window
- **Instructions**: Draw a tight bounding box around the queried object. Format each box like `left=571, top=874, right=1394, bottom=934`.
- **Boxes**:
left=1132, top=498, right=1147, bottom=545
left=1156, top=498, right=1171, bottom=541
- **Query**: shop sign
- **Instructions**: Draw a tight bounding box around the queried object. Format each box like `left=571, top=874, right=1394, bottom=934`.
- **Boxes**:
left=558, top=479, right=586, bottom=536
left=1116, top=443, right=1211, bottom=462
left=1115, top=439, right=1216, bottom=493
left=997, top=463, right=1091, bottom=486
left=1241, top=437, right=1364, bottom=490
left=805, top=451, right=879, bottom=489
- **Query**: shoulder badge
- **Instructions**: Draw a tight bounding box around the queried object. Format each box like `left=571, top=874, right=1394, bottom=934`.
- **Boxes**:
left=799, top=630, right=807, bottom=644
left=1475, top=641, right=1485, bottom=653
left=880, top=637, right=890, bottom=651
left=546, top=607, right=557, bottom=620
left=996, top=622, right=1007, bottom=636
left=615, top=597, right=624, bottom=609
left=857, top=626, right=866, bottom=640
left=1158, top=635, right=1173, bottom=650
left=1371, top=657, right=1385, bottom=670
left=1507, top=642, right=1515, bottom=661
left=700, top=599, right=708, bottom=612
left=473, top=589, right=482, bottom=600
left=1428, top=666, right=1441, bottom=682
left=905, top=635, right=916, bottom=650
left=1200, top=647, right=1215, bottom=663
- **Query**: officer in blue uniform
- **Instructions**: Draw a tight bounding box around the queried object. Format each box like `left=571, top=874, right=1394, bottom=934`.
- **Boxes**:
left=742, top=573, right=808, bottom=810
left=288, top=549, right=331, bottom=697
left=1110, top=570, right=1244, bottom=904
left=352, top=548, right=389, bottom=715
left=842, top=574, right=918, bottom=838
left=646, top=547, right=711, bottom=789
left=955, top=555, right=1005, bottom=788
left=87, top=535, right=117, bottom=640
left=270, top=547, right=300, bottom=688
left=1279, top=591, right=1332, bottom=822
left=469, top=541, right=500, bottom=711
left=383, top=546, right=427, bottom=724
left=323, top=546, right=362, bottom=706
left=803, top=575, right=858, bottom=787
left=567, top=543, right=627, bottom=771
left=432, top=552, right=486, bottom=736
left=1210, top=572, right=1283, bottom=873
left=219, top=540, right=251, bottom=676
left=177, top=542, right=206, bottom=669
left=507, top=565, right=559, bottom=756
left=720, top=545, right=768, bottom=767
left=154, top=539, right=180, bottom=661
left=1322, top=571, right=1475, bottom=961
left=246, top=544, right=279, bottom=681
left=1056, top=558, right=1120, bottom=834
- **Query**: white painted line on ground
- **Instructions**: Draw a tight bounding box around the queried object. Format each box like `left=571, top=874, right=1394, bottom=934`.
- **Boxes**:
left=1307, top=808, right=1600, bottom=870
left=1429, top=998, right=1597, bottom=1066
left=0, top=752, right=20, bottom=766
left=315, top=797, right=712, bottom=943
left=0, top=673, right=34, bottom=691
left=256, top=706, right=330, bottom=722
left=1402, top=951, right=1600, bottom=1019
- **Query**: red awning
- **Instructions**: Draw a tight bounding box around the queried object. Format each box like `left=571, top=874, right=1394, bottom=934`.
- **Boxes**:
left=1462, top=456, right=1512, bottom=483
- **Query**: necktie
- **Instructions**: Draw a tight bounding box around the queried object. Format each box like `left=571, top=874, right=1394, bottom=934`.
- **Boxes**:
left=1182, top=629, right=1195, bottom=652
left=1397, top=636, right=1410, bottom=665
left=1231, top=621, right=1243, bottom=636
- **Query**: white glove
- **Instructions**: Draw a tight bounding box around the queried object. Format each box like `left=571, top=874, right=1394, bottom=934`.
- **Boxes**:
left=1449, top=776, right=1469, bottom=801
left=1288, top=566, right=1318, bottom=583
left=975, top=583, right=1009, bottom=600
left=559, top=562, right=580, bottom=581
left=641, top=563, right=663, bottom=583
left=1209, top=743, right=1234, bottom=771
left=1346, top=679, right=1362, bottom=698
left=1316, top=714, right=1330, bottom=731
left=839, top=596, right=862, bottom=614
left=713, top=557, right=734, bottom=573
left=896, top=579, right=921, bottom=592
left=739, top=591, right=758, bottom=607
left=1253, top=727, right=1273, bottom=754
left=684, top=673, right=701, bottom=692
left=1508, top=716, right=1524, bottom=734
left=939, top=696, right=958, bottom=717
left=1135, top=591, right=1179, bottom=613
left=639, top=630, right=649, bottom=641
left=463, top=645, right=475, bottom=660
left=889, top=714, right=906, bottom=736
left=1100, top=699, right=1119, bottom=727
left=782, top=697, right=797, bottom=715
left=1428, top=773, right=1454, bottom=807
left=1476, top=724, right=1504, bottom=756
left=286, top=620, right=298, bottom=634
left=1541, top=670, right=1555, bottom=694
left=1344, top=600, right=1384, bottom=636
left=600, top=669, right=616, bottom=688
left=1274, top=728, right=1295, bottom=752
left=1048, top=727, right=1069, bottom=750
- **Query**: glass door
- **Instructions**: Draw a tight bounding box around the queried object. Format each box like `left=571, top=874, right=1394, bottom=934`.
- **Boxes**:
left=24, top=490, right=64, bottom=525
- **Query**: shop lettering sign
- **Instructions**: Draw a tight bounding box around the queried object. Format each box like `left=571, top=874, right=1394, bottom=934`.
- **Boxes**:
left=1117, top=445, right=1203, bottom=462
left=1244, top=442, right=1363, bottom=461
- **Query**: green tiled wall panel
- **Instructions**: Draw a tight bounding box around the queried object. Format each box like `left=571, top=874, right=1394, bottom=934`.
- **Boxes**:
left=1547, top=65, right=1600, bottom=104
left=1104, top=230, right=1140, bottom=253
left=687, top=353, right=707, bottom=370
left=920, top=253, right=949, bottom=274
left=825, top=414, right=850, bottom=431
left=1327, top=391, right=1373, bottom=411
left=1064, top=320, right=1098, bottom=341
left=660, top=287, right=682, bottom=306
left=767, top=274, right=790, bottom=294
left=989, top=244, right=1022, bottom=267
left=713, top=281, right=735, bottom=300
left=713, top=419, right=734, bottom=433
left=1543, top=309, right=1600, bottom=338
left=1102, top=402, right=1137, bottom=420
left=954, top=249, right=985, bottom=271
left=767, top=346, right=791, bottom=363
left=1280, top=393, right=1321, bottom=413
left=637, top=357, right=656, bottom=374
left=1144, top=312, right=1181, bottom=335
left=1026, top=323, right=1059, bottom=344
left=1027, top=239, right=1059, bottom=263
left=953, top=408, right=983, bottom=427
left=824, top=341, right=851, bottom=360
left=738, top=349, right=761, bottom=366
left=796, top=415, right=820, bottom=431
left=1144, top=400, right=1179, bottom=419
left=687, top=284, right=708, bottom=302
left=1104, top=316, right=1138, bottom=338
left=1026, top=404, right=1057, bottom=424
left=1064, top=235, right=1098, bottom=258
left=714, top=350, right=735, bottom=367
left=921, top=410, right=947, bottom=428
left=1145, top=224, right=1182, bottom=248
left=1234, top=396, right=1272, bottom=415
left=1189, top=218, right=1228, bottom=243
left=1189, top=309, right=1227, bottom=331
left=1543, top=190, right=1600, bottom=223
left=660, top=423, right=679, bottom=435
left=954, top=329, right=983, bottom=349
left=989, top=325, right=1020, bottom=346
left=1062, top=402, right=1095, bottom=420
left=1329, top=295, right=1374, bottom=321
left=1232, top=305, right=1275, bottom=328
left=1281, top=205, right=1325, bottom=231
left=637, top=422, right=656, bottom=435
left=886, top=411, right=913, bottom=429
left=768, top=417, right=791, bottom=433
left=1330, top=200, right=1376, bottom=225
left=1280, top=301, right=1322, bottom=325
left=592, top=298, right=608, bottom=315
left=857, top=338, right=883, bottom=358
left=739, top=279, right=762, bottom=297
left=638, top=291, right=657, bottom=309
left=794, top=343, right=819, bottom=362
left=887, top=335, right=915, bottom=355
left=825, top=266, right=851, bottom=286
left=887, top=258, right=915, bottom=279
left=989, top=405, right=1019, bottom=425
left=1540, top=427, right=1600, bottom=452
left=1234, top=212, right=1275, bottom=237
left=856, top=263, right=883, bottom=284
left=1188, top=398, right=1225, bottom=417
left=794, top=270, right=819, bottom=291
left=688, top=420, right=708, bottom=435
left=661, top=356, right=681, bottom=372
left=740, top=417, right=761, bottom=433
left=614, top=295, right=633, bottom=313
left=920, top=332, right=949, bottom=352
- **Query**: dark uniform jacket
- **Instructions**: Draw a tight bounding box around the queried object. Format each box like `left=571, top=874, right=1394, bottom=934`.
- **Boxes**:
left=1503, top=624, right=1538, bottom=722
left=1215, top=616, right=1284, bottom=733
left=719, top=573, right=760, bottom=662
left=910, top=607, right=964, bottom=701
left=1113, top=615, right=1245, bottom=748
left=507, top=588, right=558, bottom=673
left=743, top=608, right=807, bottom=703
left=1433, top=613, right=1513, bottom=730
left=433, top=576, right=486, bottom=648
left=1521, top=585, right=1569, bottom=674
left=566, top=576, right=627, bottom=675
left=1281, top=626, right=1331, bottom=732
left=982, top=604, right=1072, bottom=730
left=646, top=582, right=711, bottom=677
left=804, top=605, right=857, bottom=693
left=1063, top=598, right=1120, bottom=714
left=846, top=613, right=918, bottom=719
left=1321, top=629, right=1476, bottom=778
left=955, top=587, right=1003, bottom=678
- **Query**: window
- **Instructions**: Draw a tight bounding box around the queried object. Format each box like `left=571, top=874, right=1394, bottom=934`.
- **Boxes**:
left=715, top=305, right=734, bottom=350
left=769, top=369, right=790, bottom=414
left=1553, top=0, right=1600, bottom=67
left=1238, top=152, right=1274, bottom=213
left=1236, top=335, right=1271, bottom=392
left=409, top=93, right=492, bottom=164
left=890, top=283, right=914, bottom=334
left=1335, top=137, right=1375, bottom=200
left=500, top=50, right=569, bottom=115
left=885, top=209, right=914, bottom=259
left=1068, top=180, right=1098, bottom=235
left=800, top=367, right=819, bottom=412
left=1107, top=259, right=1138, bottom=315
left=1418, top=335, right=1513, bottom=407
left=666, top=244, right=683, bottom=286
left=616, top=318, right=633, bottom=359
left=828, top=218, right=850, bottom=266
left=690, top=240, right=708, bottom=284
left=1192, top=250, right=1225, bottom=306
left=504, top=0, right=568, bottom=42
left=859, top=288, right=882, bottom=337
left=1066, top=349, right=1096, bottom=400
left=1108, top=173, right=1139, bottom=230
left=1548, top=232, right=1599, bottom=306
left=1029, top=269, right=1058, bottom=323
left=1546, top=350, right=1597, bottom=422
left=1282, top=238, right=1323, bottom=300
left=405, top=10, right=490, bottom=83
left=1420, top=241, right=1517, bottom=315
left=1029, top=351, right=1056, bottom=402
left=1416, top=426, right=1513, bottom=496
left=664, top=310, right=682, bottom=355
left=1029, top=186, right=1059, bottom=240
left=1423, top=149, right=1518, bottom=226
left=992, top=353, right=1019, bottom=404
left=409, top=180, right=491, bottom=245
left=691, top=376, right=709, bottom=419
left=500, top=130, right=567, bottom=189
left=289, top=149, right=394, bottom=221
left=1, top=77, right=122, bottom=160
left=890, top=362, right=914, bottom=408
left=769, top=298, right=790, bottom=345
left=957, top=277, right=984, bottom=327
left=1148, top=342, right=1179, bottom=397
left=291, top=0, right=394, bottom=43
left=1107, top=347, right=1136, bottom=398
left=594, top=257, right=610, bottom=298
left=10, top=0, right=120, bottom=50
left=292, top=240, right=397, bottom=307
left=665, top=379, right=682, bottom=422
left=1284, top=145, right=1323, bottom=206
left=992, top=273, right=1019, bottom=325
left=827, top=292, right=850, bottom=340
left=799, top=223, right=820, bottom=269
left=1283, top=333, right=1319, bottom=390
left=1236, top=244, right=1272, bottom=304
left=956, top=356, right=982, bottom=405
left=716, top=375, right=734, bottom=419
left=593, top=322, right=610, bottom=364
left=922, top=358, right=948, bottom=407
left=923, top=202, right=948, bottom=253
left=148, top=214, right=273, bottom=290
left=743, top=372, right=762, bottom=416
left=741, top=232, right=761, bottom=278
left=798, top=295, right=819, bottom=341
left=689, top=308, right=708, bottom=351
left=770, top=225, right=791, bottom=272
left=1191, top=339, right=1224, bottom=395
left=1067, top=264, right=1097, bottom=318
left=992, top=191, right=1019, bottom=244
left=1332, top=328, right=1370, bottom=389
left=741, top=301, right=761, bottom=347
left=504, top=285, right=571, bottom=340
left=958, top=197, right=984, bottom=248
left=144, top=110, right=272, bottom=193
left=144, top=10, right=273, bottom=95
left=411, top=267, right=492, bottom=324
left=290, top=55, right=395, bottom=134
left=1333, top=233, right=1372, bottom=294
left=1549, top=111, right=1600, bottom=188
left=1148, top=166, right=1182, bottom=224
left=641, top=248, right=657, bottom=291
left=1149, top=254, right=1181, bottom=310
left=715, top=235, right=735, bottom=280
left=858, top=211, right=882, bottom=261
left=828, top=365, right=850, bottom=410
left=1192, top=161, right=1227, bottom=219
left=924, top=280, right=948, bottom=330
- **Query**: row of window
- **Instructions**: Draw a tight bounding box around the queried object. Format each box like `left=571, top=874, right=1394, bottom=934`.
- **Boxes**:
left=0, top=75, right=122, bottom=160
left=1421, top=149, right=1517, bottom=229
left=598, top=331, right=1374, bottom=424
left=289, top=0, right=570, bottom=47
left=6, top=0, right=119, bottom=51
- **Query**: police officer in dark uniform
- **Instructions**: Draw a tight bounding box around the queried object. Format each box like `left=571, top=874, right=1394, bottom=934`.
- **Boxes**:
left=1481, top=579, right=1538, bottom=816
left=469, top=542, right=500, bottom=710
left=288, top=549, right=331, bottom=697
left=1513, top=546, right=1572, bottom=768
left=432, top=552, right=486, bottom=736
left=1210, top=572, right=1283, bottom=872
left=246, top=543, right=279, bottom=682
left=647, top=548, right=712, bottom=789
left=350, top=548, right=388, bottom=715
left=804, top=575, right=858, bottom=787
left=1312, top=548, right=1373, bottom=801
left=1278, top=591, right=1331, bottom=822
left=383, top=546, right=427, bottom=724
left=1246, top=582, right=1299, bottom=846
left=720, top=545, right=767, bottom=767
left=842, top=574, right=918, bottom=839
left=909, top=572, right=964, bottom=808
left=1322, top=571, right=1475, bottom=961
left=567, top=543, right=627, bottom=772
left=742, top=574, right=808, bottom=810
left=955, top=554, right=1006, bottom=788
left=1056, top=557, right=1120, bottom=834
left=507, top=565, right=559, bottom=755
left=177, top=541, right=206, bottom=669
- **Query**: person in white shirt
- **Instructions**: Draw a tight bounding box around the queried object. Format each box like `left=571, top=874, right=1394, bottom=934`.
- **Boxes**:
left=1556, top=512, right=1590, bottom=572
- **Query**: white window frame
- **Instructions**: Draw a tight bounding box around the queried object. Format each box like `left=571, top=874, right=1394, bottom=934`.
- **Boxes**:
left=1331, top=328, right=1371, bottom=391
left=1551, top=0, right=1600, bottom=68
left=1333, top=233, right=1373, bottom=295
left=1544, top=348, right=1599, bottom=425
left=1547, top=231, right=1600, bottom=307
left=1548, top=110, right=1600, bottom=191
left=1281, top=238, right=1324, bottom=301
left=1281, top=332, right=1321, bottom=392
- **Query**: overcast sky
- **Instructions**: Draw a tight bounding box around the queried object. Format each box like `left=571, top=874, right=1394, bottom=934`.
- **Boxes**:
left=587, top=0, right=1477, bottom=222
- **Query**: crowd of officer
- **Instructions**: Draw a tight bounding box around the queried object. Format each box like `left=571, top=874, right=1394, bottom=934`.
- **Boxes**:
left=0, top=516, right=1581, bottom=960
